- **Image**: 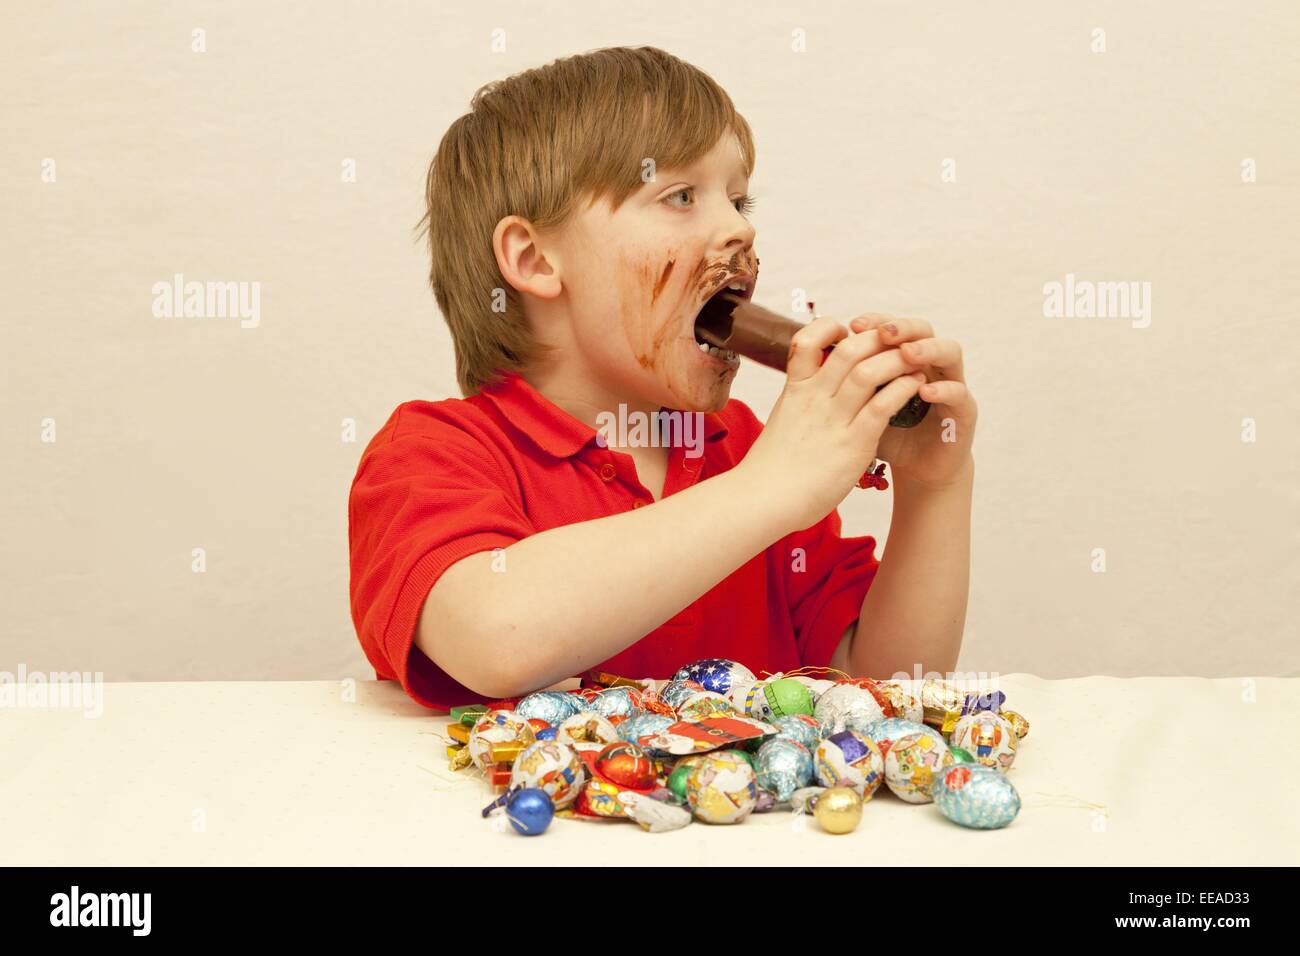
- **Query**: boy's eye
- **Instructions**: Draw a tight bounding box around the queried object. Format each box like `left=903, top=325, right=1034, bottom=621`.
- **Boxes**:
left=662, top=188, right=757, bottom=216
left=664, top=187, right=694, bottom=208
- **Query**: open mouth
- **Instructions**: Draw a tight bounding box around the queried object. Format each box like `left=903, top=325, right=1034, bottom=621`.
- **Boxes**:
left=693, top=277, right=754, bottom=350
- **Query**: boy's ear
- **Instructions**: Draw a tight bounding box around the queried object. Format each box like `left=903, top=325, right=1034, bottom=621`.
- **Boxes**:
left=492, top=215, right=562, bottom=300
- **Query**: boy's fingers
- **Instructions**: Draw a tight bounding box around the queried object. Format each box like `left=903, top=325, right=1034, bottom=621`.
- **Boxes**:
left=787, top=316, right=849, bottom=381
left=916, top=378, right=973, bottom=410
left=853, top=371, right=927, bottom=435
left=901, top=338, right=965, bottom=382
left=873, top=316, right=936, bottom=343
left=848, top=313, right=894, bottom=331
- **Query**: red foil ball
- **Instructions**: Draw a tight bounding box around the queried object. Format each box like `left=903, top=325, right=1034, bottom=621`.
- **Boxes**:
left=594, top=741, right=656, bottom=790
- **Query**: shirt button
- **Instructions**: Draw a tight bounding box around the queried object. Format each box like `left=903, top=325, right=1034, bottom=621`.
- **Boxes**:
left=632, top=500, right=646, bottom=509
left=599, top=463, right=617, bottom=481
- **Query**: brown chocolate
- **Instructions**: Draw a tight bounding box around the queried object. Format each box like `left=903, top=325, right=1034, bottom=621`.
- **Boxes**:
left=696, top=294, right=930, bottom=428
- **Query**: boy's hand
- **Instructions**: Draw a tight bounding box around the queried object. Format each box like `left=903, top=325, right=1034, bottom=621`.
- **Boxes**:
left=850, top=315, right=978, bottom=491
left=738, top=315, right=926, bottom=531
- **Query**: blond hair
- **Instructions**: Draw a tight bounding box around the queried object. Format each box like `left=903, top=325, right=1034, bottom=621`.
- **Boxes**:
left=417, top=46, right=756, bottom=395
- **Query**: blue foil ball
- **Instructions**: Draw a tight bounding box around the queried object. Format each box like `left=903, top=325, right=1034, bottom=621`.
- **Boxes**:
left=505, top=788, right=555, bottom=835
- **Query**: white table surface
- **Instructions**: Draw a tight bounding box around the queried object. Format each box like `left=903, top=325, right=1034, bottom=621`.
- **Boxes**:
left=5, top=674, right=1297, bottom=865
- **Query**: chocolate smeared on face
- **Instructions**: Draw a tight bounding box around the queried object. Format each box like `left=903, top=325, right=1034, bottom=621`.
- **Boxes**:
left=651, top=258, right=675, bottom=306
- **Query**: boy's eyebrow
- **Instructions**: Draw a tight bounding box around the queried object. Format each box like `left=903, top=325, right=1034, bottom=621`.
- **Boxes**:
left=650, top=157, right=749, bottom=184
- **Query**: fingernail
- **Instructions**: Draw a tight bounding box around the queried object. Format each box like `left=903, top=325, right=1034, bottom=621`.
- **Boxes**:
left=883, top=323, right=899, bottom=336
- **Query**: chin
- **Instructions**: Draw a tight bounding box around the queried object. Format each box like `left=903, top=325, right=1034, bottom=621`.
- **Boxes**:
left=649, top=338, right=740, bottom=413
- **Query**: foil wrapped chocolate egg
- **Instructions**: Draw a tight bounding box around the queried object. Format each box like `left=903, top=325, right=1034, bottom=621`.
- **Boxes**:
left=884, top=731, right=955, bottom=803
left=874, top=681, right=924, bottom=723
left=684, top=751, right=760, bottom=824
left=467, top=710, right=536, bottom=771
left=813, top=730, right=884, bottom=799
left=950, top=712, right=1018, bottom=772
left=932, top=764, right=1022, bottom=829
left=590, top=686, right=643, bottom=720
left=814, top=683, right=886, bottom=736
left=670, top=658, right=757, bottom=697
left=616, top=713, right=676, bottom=751
left=772, top=714, right=822, bottom=752
left=594, top=741, right=657, bottom=790
left=759, top=678, right=816, bottom=719
left=862, top=717, right=944, bottom=760
left=786, top=675, right=837, bottom=707
left=515, top=690, right=584, bottom=725
left=510, top=740, right=586, bottom=808
left=659, top=679, right=706, bottom=710
left=677, top=689, right=737, bottom=718
left=557, top=711, right=620, bottom=746
left=755, top=737, right=814, bottom=802
left=736, top=680, right=775, bottom=719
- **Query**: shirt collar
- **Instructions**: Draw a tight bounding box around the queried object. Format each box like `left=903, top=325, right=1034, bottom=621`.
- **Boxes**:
left=478, top=370, right=729, bottom=460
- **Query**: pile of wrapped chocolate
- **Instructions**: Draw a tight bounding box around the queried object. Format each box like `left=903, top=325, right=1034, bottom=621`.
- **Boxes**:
left=444, top=659, right=1030, bottom=836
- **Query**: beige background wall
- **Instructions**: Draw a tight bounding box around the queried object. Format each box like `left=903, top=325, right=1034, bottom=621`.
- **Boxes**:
left=4, top=1, right=1297, bottom=684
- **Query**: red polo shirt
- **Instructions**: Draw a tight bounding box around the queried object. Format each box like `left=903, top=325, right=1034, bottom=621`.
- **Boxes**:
left=348, top=370, right=880, bottom=712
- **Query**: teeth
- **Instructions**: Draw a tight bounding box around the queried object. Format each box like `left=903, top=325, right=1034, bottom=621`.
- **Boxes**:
left=727, top=283, right=745, bottom=292
left=703, top=343, right=738, bottom=362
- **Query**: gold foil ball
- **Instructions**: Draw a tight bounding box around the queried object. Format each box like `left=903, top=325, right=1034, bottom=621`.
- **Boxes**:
left=813, top=786, right=863, bottom=834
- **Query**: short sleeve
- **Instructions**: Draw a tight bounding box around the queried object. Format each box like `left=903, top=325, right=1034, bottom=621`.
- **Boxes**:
left=782, top=509, right=881, bottom=670
left=348, top=424, right=534, bottom=711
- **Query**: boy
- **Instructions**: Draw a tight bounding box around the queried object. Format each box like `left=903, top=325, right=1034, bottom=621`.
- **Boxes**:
left=349, top=47, right=977, bottom=711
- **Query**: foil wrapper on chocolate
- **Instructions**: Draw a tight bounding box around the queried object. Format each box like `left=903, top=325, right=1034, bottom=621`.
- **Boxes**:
left=509, top=740, right=586, bottom=809
left=659, top=679, right=706, bottom=710
left=932, top=764, right=1021, bottom=829
left=755, top=737, right=815, bottom=802
left=670, top=658, right=757, bottom=697
left=814, top=683, right=887, bottom=736
left=684, top=751, right=759, bottom=825
left=1001, top=709, right=1030, bottom=740
left=616, top=713, right=676, bottom=754
left=771, top=714, right=822, bottom=753
left=557, top=711, right=620, bottom=746
left=861, top=717, right=945, bottom=759
left=676, top=689, right=736, bottom=719
left=949, top=712, right=1018, bottom=772
left=813, top=729, right=885, bottom=799
left=516, top=690, right=584, bottom=725
left=919, top=679, right=1006, bottom=731
left=883, top=730, right=955, bottom=804
left=467, top=710, right=536, bottom=771
left=874, top=681, right=924, bottom=723
left=589, top=685, right=643, bottom=720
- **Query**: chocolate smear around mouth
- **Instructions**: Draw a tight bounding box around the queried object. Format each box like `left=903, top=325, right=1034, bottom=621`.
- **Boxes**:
left=693, top=293, right=930, bottom=427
